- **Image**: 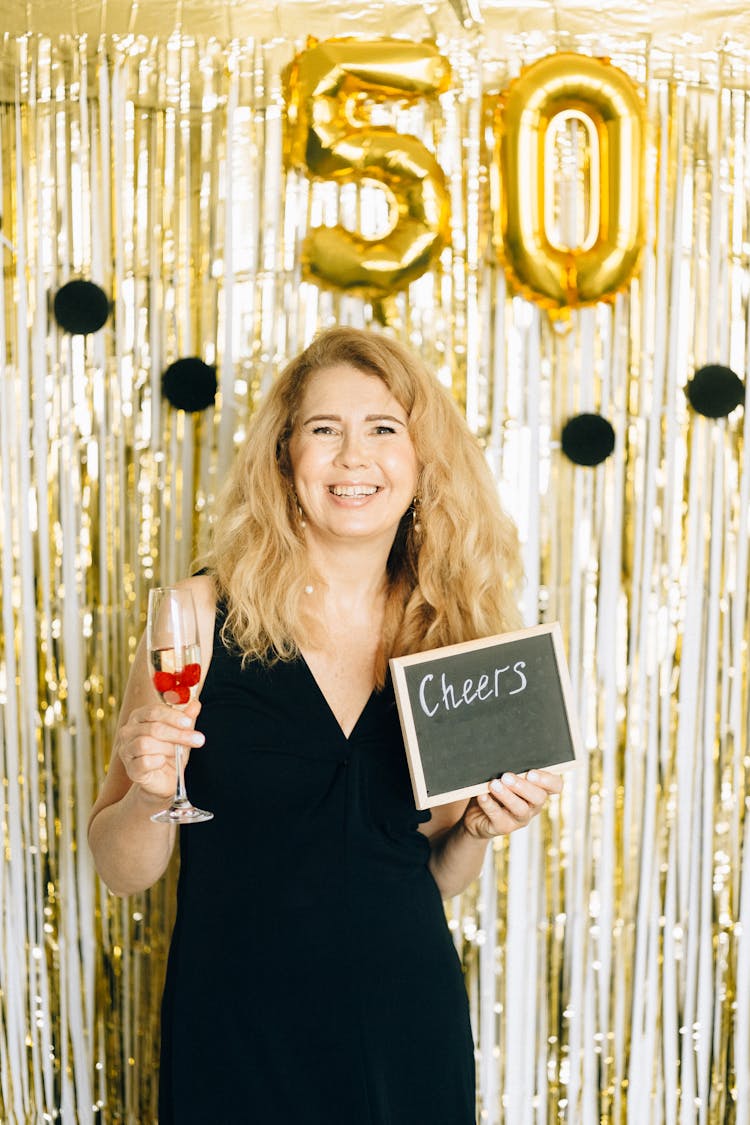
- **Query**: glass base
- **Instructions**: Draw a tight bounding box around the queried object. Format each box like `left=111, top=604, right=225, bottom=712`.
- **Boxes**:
left=151, top=801, right=214, bottom=824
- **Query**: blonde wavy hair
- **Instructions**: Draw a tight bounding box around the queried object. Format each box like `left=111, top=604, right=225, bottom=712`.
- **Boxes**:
left=203, top=326, right=523, bottom=686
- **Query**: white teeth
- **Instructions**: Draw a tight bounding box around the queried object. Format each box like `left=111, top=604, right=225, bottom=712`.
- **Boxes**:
left=330, top=485, right=378, bottom=497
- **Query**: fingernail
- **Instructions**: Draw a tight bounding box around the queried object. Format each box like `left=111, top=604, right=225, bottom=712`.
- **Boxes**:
left=501, top=773, right=518, bottom=787
left=490, top=779, right=505, bottom=795
left=189, top=732, right=205, bottom=746
left=179, top=716, right=192, bottom=728
left=527, top=770, right=540, bottom=783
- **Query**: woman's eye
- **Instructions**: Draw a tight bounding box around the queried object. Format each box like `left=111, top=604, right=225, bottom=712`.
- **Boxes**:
left=373, top=425, right=397, bottom=435
left=311, top=425, right=337, bottom=435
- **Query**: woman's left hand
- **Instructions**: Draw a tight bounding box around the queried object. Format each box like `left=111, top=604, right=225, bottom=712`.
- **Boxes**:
left=461, top=769, right=563, bottom=839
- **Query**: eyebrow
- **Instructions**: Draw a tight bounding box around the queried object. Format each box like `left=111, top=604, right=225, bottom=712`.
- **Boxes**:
left=301, top=413, right=407, bottom=426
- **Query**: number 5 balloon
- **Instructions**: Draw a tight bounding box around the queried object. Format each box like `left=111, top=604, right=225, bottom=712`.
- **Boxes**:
left=284, top=37, right=452, bottom=300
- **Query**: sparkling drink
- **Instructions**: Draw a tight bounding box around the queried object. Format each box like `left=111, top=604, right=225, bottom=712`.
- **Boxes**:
left=151, top=644, right=202, bottom=706
left=147, top=587, right=213, bottom=824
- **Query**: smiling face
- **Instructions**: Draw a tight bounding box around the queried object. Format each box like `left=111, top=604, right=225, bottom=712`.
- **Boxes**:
left=287, top=363, right=420, bottom=551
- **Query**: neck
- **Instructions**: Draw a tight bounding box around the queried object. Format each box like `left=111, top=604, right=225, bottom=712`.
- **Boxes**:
left=303, top=535, right=392, bottom=616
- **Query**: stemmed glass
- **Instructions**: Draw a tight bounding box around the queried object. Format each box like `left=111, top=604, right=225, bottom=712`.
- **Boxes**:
left=147, top=586, right=213, bottom=824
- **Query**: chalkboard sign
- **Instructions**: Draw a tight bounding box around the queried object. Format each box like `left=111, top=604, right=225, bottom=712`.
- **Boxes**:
left=389, top=623, right=581, bottom=809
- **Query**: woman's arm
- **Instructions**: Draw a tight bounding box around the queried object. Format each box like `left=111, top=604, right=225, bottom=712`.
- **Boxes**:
left=87, top=576, right=215, bottom=896
left=426, top=770, right=563, bottom=898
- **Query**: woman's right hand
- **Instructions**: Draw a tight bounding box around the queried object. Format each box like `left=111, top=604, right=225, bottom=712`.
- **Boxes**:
left=114, top=699, right=205, bottom=802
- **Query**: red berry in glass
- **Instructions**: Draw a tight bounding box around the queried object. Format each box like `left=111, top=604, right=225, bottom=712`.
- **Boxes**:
left=154, top=670, right=176, bottom=695
left=150, top=644, right=202, bottom=703
left=181, top=663, right=201, bottom=687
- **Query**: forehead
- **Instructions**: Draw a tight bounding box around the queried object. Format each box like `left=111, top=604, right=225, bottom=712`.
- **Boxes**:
left=297, top=363, right=407, bottom=416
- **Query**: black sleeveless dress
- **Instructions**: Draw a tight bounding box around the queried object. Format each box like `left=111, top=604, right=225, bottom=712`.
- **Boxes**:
left=158, top=608, right=476, bottom=1124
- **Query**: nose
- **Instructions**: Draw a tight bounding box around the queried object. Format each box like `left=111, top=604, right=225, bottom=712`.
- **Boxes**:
left=334, top=430, right=370, bottom=469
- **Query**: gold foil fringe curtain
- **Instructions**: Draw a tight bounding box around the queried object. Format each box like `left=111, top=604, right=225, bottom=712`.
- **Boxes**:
left=0, top=27, right=749, bottom=1124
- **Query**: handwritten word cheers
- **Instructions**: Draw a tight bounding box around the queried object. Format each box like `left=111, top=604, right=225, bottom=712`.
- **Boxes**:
left=418, top=661, right=527, bottom=719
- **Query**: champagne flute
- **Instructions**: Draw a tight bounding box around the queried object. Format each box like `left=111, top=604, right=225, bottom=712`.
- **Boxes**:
left=147, top=586, right=213, bottom=824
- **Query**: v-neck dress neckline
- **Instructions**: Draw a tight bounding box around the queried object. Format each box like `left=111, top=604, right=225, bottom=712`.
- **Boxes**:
left=298, top=650, right=377, bottom=743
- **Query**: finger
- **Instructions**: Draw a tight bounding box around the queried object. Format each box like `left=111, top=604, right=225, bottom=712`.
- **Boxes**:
left=126, top=733, right=203, bottom=768
left=527, top=769, right=564, bottom=795
left=475, top=792, right=496, bottom=820
left=126, top=711, right=205, bottom=746
left=498, top=772, right=542, bottom=802
left=128, top=752, right=170, bottom=777
left=487, top=778, right=534, bottom=824
left=121, top=737, right=173, bottom=773
left=502, top=771, right=561, bottom=806
left=132, top=721, right=206, bottom=749
left=122, top=740, right=193, bottom=792
left=134, top=699, right=202, bottom=726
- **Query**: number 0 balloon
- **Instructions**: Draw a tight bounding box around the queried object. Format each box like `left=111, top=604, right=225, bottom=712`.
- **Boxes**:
left=495, top=52, right=646, bottom=310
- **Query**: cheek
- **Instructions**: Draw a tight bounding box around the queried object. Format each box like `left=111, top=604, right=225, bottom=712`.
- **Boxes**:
left=287, top=439, right=314, bottom=485
left=396, top=451, right=420, bottom=496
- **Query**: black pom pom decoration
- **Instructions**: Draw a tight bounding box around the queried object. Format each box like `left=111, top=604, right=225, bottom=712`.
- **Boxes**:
left=53, top=279, right=110, bottom=335
left=686, top=364, right=745, bottom=418
left=561, top=413, right=616, bottom=466
left=161, top=357, right=217, bottom=413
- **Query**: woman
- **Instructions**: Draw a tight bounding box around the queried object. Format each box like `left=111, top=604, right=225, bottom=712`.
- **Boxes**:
left=88, top=327, right=562, bottom=1124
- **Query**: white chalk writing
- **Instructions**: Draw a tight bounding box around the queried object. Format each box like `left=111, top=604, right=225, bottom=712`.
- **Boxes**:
left=417, top=661, right=527, bottom=718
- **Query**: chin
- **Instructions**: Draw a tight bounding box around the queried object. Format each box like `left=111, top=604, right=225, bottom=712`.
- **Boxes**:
left=330, top=522, right=396, bottom=542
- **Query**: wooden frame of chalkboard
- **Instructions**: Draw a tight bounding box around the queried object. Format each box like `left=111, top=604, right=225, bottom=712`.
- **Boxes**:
left=389, top=622, right=581, bottom=810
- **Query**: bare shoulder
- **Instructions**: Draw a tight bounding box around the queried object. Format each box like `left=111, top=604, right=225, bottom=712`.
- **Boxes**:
left=176, top=574, right=216, bottom=620
left=177, top=572, right=216, bottom=606
left=175, top=575, right=217, bottom=670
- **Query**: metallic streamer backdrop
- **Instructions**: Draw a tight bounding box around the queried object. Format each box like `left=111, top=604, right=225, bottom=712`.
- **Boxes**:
left=0, top=23, right=749, bottom=1125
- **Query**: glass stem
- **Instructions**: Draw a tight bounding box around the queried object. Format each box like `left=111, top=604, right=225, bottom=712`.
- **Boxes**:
left=173, top=745, right=189, bottom=807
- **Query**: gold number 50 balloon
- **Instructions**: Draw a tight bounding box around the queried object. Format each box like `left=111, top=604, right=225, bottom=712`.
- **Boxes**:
left=496, top=52, right=645, bottom=310
left=283, top=38, right=451, bottom=299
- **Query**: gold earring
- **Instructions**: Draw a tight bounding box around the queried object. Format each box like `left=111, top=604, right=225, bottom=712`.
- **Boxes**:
left=411, top=496, right=422, bottom=537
